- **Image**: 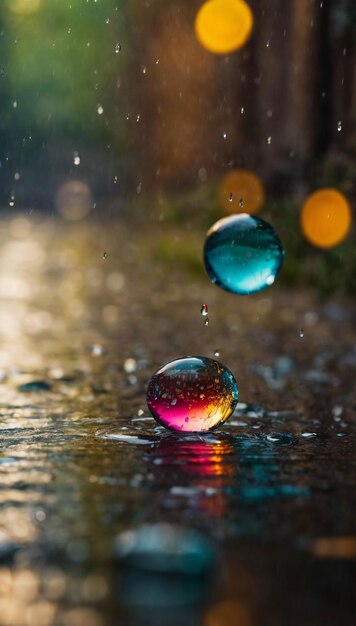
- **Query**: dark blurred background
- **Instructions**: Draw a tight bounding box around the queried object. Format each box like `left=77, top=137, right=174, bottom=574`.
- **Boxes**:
left=0, top=0, right=355, bottom=292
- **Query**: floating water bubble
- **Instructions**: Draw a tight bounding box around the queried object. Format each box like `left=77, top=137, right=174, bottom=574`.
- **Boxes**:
left=102, top=251, right=108, bottom=260
left=267, top=136, right=272, bottom=144
left=73, top=152, right=80, bottom=166
left=200, top=304, right=208, bottom=317
left=97, top=104, right=104, bottom=115
left=115, top=43, right=122, bottom=53
left=299, top=328, right=304, bottom=338
left=203, top=214, right=284, bottom=295
left=223, top=132, right=227, bottom=139
left=229, top=192, right=233, bottom=202
left=204, top=318, right=209, bottom=326
left=146, top=356, right=238, bottom=432
left=214, top=350, right=220, bottom=357
left=337, top=120, right=342, bottom=132
left=239, top=198, right=244, bottom=208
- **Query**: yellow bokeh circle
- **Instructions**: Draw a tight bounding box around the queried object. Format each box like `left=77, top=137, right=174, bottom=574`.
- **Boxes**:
left=195, top=0, right=253, bottom=55
left=220, top=169, right=265, bottom=214
left=301, top=188, right=352, bottom=249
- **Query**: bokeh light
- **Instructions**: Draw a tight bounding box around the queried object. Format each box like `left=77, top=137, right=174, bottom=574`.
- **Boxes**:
left=205, top=600, right=252, bottom=626
left=195, top=0, right=253, bottom=55
left=55, top=181, right=93, bottom=221
left=220, top=169, right=265, bottom=214
left=301, top=188, right=352, bottom=249
left=8, top=0, right=40, bottom=15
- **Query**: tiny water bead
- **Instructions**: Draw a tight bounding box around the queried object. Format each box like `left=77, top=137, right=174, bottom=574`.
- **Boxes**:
left=203, top=214, right=284, bottom=295
left=146, top=356, right=238, bottom=433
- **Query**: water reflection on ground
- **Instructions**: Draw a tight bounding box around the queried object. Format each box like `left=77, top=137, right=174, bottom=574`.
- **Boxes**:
left=0, top=216, right=355, bottom=625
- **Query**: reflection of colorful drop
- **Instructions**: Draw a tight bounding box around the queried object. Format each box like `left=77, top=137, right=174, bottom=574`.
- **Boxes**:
left=203, top=214, right=284, bottom=295
left=146, top=357, right=238, bottom=433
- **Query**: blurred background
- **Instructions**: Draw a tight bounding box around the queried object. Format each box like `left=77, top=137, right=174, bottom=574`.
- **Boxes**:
left=0, top=0, right=355, bottom=293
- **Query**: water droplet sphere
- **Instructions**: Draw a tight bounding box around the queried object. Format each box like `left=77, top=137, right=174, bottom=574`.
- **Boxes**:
left=203, top=214, right=284, bottom=295
left=146, top=356, right=238, bottom=432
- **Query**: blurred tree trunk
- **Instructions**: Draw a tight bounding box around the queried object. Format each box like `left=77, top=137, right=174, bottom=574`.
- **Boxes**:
left=288, top=0, right=320, bottom=161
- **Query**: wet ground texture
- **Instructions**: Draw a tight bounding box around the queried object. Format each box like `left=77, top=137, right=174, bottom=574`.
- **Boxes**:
left=0, top=216, right=355, bottom=626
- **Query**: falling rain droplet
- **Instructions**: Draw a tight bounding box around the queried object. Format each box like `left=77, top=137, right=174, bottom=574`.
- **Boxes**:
left=240, top=107, right=244, bottom=114
left=214, top=350, right=220, bottom=357
left=223, top=132, right=227, bottom=139
left=102, top=251, right=108, bottom=260
left=266, top=40, right=270, bottom=47
left=204, top=214, right=284, bottom=295
left=115, top=43, right=122, bottom=53
left=73, top=152, right=80, bottom=166
left=204, top=318, right=209, bottom=326
left=267, top=136, right=272, bottom=144
left=299, top=328, right=304, bottom=338
left=97, top=104, right=104, bottom=115
left=200, top=304, right=208, bottom=317
left=229, top=192, right=233, bottom=202
left=337, top=120, right=342, bottom=132
left=239, top=198, right=244, bottom=209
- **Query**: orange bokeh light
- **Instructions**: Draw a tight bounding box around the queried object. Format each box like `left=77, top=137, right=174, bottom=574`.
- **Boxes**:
left=220, top=169, right=265, bottom=214
left=301, top=188, right=352, bottom=249
left=195, top=0, right=254, bottom=55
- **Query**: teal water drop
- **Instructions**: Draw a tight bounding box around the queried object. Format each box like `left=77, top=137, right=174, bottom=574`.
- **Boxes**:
left=203, top=214, right=284, bottom=295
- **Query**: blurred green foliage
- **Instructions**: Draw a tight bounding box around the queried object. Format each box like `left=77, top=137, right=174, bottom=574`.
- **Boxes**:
left=0, top=0, right=130, bottom=202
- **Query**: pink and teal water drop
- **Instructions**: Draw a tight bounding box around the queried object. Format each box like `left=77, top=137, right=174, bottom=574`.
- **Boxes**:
left=146, top=356, right=238, bottom=433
